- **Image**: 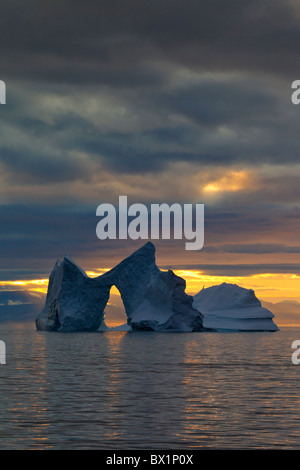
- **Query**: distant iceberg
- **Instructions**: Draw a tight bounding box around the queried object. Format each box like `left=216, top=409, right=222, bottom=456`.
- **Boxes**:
left=193, top=282, right=278, bottom=331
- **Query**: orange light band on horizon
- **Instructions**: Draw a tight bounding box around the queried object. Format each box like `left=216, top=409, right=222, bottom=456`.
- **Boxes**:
left=0, top=279, right=49, bottom=293
left=1, top=270, right=300, bottom=303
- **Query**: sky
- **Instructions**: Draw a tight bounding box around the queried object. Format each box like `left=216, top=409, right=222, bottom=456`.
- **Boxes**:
left=2, top=0, right=300, bottom=324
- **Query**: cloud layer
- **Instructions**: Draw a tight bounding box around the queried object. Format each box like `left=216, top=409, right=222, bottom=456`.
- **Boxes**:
left=1, top=0, right=300, bottom=292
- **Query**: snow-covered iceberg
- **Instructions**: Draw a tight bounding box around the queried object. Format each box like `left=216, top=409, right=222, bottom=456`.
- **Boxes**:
left=36, top=242, right=204, bottom=332
left=193, top=282, right=278, bottom=331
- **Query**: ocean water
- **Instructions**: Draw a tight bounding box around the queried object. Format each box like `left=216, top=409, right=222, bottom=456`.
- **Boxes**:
left=0, top=322, right=300, bottom=450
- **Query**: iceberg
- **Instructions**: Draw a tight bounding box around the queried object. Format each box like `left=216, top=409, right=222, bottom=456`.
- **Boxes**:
left=193, top=282, right=278, bottom=331
left=35, top=257, right=111, bottom=331
left=36, top=242, right=204, bottom=332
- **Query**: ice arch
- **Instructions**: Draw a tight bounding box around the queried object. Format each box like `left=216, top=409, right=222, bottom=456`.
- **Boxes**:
left=35, top=242, right=204, bottom=332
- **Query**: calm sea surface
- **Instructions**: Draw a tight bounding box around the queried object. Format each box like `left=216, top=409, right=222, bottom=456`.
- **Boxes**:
left=0, top=322, right=300, bottom=450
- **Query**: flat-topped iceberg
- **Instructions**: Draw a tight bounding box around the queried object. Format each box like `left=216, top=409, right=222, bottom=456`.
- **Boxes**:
left=193, top=282, right=278, bottom=331
left=36, top=242, right=204, bottom=332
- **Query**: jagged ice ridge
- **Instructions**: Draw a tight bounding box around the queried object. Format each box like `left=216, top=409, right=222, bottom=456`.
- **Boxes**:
left=35, top=242, right=204, bottom=332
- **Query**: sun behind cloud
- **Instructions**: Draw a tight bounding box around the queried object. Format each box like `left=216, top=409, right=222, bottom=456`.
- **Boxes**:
left=203, top=170, right=252, bottom=194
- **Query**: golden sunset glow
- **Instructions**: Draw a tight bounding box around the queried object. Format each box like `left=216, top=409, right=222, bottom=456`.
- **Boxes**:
left=3, top=270, right=300, bottom=305
left=0, top=279, right=49, bottom=294
left=203, top=170, right=251, bottom=193
left=86, top=269, right=111, bottom=277
left=174, top=270, right=300, bottom=303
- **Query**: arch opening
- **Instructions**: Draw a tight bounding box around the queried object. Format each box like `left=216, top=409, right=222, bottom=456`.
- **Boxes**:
left=103, top=285, right=128, bottom=329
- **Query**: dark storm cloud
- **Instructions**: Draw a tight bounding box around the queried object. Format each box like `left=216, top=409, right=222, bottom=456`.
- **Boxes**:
left=0, top=147, right=93, bottom=184
left=1, top=0, right=299, bottom=83
left=163, top=81, right=278, bottom=128
left=0, top=76, right=295, bottom=181
left=204, top=207, right=277, bottom=235
left=161, top=263, right=300, bottom=276
left=203, top=244, right=300, bottom=254
left=0, top=203, right=145, bottom=276
left=0, top=269, right=50, bottom=282
left=0, top=204, right=97, bottom=270
left=0, top=0, right=299, bottom=180
left=0, top=291, right=45, bottom=323
left=1, top=0, right=300, bottom=281
left=0, top=201, right=299, bottom=279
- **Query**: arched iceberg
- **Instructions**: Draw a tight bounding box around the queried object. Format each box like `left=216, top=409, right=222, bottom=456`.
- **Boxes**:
left=36, top=242, right=204, bottom=332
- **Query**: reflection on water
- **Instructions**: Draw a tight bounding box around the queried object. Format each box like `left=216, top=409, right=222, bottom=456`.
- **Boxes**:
left=0, top=323, right=300, bottom=449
